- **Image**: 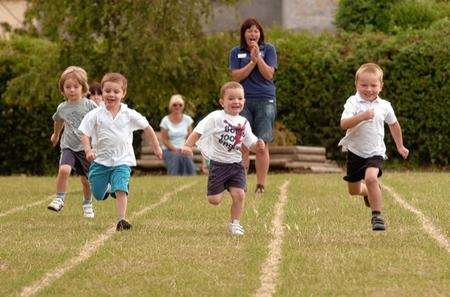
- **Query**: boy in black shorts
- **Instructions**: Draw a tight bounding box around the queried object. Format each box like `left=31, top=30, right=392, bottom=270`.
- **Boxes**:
left=339, top=63, right=409, bottom=231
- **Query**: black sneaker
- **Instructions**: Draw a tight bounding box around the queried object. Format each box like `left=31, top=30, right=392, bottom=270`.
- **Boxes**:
left=363, top=196, right=370, bottom=207
left=255, top=184, right=265, bottom=194
left=371, top=215, right=386, bottom=231
left=116, top=219, right=132, bottom=231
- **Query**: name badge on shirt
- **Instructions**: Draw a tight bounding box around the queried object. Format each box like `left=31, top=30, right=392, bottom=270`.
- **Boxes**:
left=237, top=53, right=247, bottom=59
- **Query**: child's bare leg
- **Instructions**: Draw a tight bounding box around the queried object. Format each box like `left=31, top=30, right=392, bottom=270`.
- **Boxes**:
left=347, top=181, right=367, bottom=197
left=80, top=176, right=91, bottom=201
left=207, top=194, right=223, bottom=206
left=229, top=187, right=245, bottom=222
left=115, top=191, right=127, bottom=220
left=365, top=167, right=381, bottom=211
left=56, top=165, right=72, bottom=192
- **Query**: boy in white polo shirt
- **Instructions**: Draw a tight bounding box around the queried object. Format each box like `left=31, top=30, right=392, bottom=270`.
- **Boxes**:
left=79, top=73, right=162, bottom=231
left=339, top=63, right=409, bottom=231
left=182, top=81, right=265, bottom=236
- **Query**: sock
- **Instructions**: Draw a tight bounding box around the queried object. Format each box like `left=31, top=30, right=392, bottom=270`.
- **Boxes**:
left=118, top=215, right=125, bottom=222
left=56, top=192, right=66, bottom=202
left=82, top=196, right=92, bottom=205
left=232, top=219, right=240, bottom=225
left=372, top=211, right=381, bottom=216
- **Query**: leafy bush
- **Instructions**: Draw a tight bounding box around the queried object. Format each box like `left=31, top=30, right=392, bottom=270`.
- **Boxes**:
left=335, top=0, right=450, bottom=33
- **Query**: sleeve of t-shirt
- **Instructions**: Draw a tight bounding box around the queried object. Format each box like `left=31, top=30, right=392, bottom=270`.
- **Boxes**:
left=160, top=116, right=169, bottom=130
left=242, top=122, right=258, bottom=149
left=229, top=46, right=240, bottom=70
left=129, top=109, right=150, bottom=131
left=265, top=44, right=278, bottom=70
left=88, top=100, right=98, bottom=110
left=185, top=115, right=194, bottom=127
left=384, top=102, right=398, bottom=125
left=194, top=112, right=216, bottom=135
left=78, top=110, right=95, bottom=137
left=341, top=97, right=356, bottom=120
left=52, top=102, right=64, bottom=122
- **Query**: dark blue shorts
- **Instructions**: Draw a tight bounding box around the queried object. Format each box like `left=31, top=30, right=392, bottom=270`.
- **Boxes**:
left=59, top=148, right=89, bottom=176
left=207, top=160, right=246, bottom=195
left=343, top=150, right=383, bottom=182
left=240, top=98, right=276, bottom=142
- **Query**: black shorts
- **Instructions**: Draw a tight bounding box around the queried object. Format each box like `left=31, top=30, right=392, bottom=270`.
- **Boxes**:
left=207, top=160, right=246, bottom=195
left=343, top=150, right=383, bottom=182
left=59, top=148, right=90, bottom=176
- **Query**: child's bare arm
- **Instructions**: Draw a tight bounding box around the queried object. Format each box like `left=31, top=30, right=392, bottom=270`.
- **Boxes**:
left=340, top=109, right=374, bottom=130
left=50, top=121, right=64, bottom=146
left=388, top=122, right=409, bottom=159
left=181, top=132, right=201, bottom=157
left=81, top=134, right=95, bottom=161
left=143, top=126, right=163, bottom=159
left=249, top=139, right=265, bottom=153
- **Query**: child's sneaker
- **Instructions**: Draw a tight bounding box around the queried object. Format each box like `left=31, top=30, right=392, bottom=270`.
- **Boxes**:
left=371, top=215, right=386, bottom=231
left=48, top=198, right=64, bottom=212
left=82, top=202, right=95, bottom=218
left=228, top=222, right=244, bottom=236
left=116, top=219, right=132, bottom=231
left=255, top=184, right=265, bottom=194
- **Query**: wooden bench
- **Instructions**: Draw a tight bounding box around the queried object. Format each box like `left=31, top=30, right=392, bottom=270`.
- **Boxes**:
left=136, top=134, right=341, bottom=173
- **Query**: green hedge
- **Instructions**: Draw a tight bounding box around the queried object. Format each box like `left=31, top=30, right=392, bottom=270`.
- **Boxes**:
left=1, top=21, right=449, bottom=174
left=336, top=0, right=450, bottom=33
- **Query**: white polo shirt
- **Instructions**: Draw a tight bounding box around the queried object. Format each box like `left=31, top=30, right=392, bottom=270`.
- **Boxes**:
left=338, top=92, right=398, bottom=159
left=194, top=110, right=258, bottom=163
left=79, top=104, right=150, bottom=167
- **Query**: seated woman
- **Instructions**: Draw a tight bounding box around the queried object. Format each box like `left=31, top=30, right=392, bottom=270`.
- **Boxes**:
left=160, top=94, right=197, bottom=175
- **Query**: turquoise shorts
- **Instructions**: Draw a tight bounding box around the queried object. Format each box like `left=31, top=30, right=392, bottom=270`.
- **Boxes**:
left=88, top=162, right=131, bottom=201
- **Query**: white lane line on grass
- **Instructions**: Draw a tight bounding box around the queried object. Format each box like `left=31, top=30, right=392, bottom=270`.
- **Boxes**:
left=382, top=184, right=450, bottom=253
left=20, top=182, right=196, bottom=297
left=254, top=180, right=290, bottom=297
left=0, top=191, right=82, bottom=219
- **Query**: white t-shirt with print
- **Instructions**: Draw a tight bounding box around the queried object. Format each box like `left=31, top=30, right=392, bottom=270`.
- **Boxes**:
left=338, top=92, right=398, bottom=159
left=79, top=103, right=150, bottom=167
left=159, top=114, right=194, bottom=149
left=194, top=110, right=258, bottom=163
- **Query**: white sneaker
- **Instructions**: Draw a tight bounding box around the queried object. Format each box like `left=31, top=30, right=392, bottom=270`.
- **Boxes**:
left=48, top=198, right=64, bottom=212
left=82, top=203, right=95, bottom=218
left=228, top=222, right=244, bottom=236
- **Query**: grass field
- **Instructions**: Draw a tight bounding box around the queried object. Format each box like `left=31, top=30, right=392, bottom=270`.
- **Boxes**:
left=0, top=172, right=449, bottom=297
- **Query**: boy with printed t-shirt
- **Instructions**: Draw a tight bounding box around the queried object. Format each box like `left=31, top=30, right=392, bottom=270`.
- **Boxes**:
left=182, top=81, right=265, bottom=236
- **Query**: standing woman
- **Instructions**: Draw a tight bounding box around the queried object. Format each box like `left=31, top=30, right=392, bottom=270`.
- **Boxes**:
left=229, top=18, right=277, bottom=193
left=160, top=94, right=196, bottom=175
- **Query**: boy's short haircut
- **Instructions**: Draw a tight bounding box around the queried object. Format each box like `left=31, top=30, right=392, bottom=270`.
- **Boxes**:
left=220, top=81, right=244, bottom=98
left=59, top=66, right=89, bottom=95
left=89, top=82, right=102, bottom=95
left=101, top=73, right=127, bottom=92
left=355, top=63, right=384, bottom=83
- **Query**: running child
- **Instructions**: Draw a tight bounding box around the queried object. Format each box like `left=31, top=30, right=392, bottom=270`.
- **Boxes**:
left=48, top=66, right=97, bottom=218
left=182, top=81, right=265, bottom=236
left=79, top=73, right=162, bottom=231
left=339, top=63, right=409, bottom=231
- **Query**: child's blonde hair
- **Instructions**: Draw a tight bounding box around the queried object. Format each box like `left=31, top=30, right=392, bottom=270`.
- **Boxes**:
left=58, top=66, right=89, bottom=95
left=169, top=94, right=185, bottom=110
left=101, top=73, right=128, bottom=92
left=219, top=81, right=244, bottom=98
left=355, top=63, right=384, bottom=83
